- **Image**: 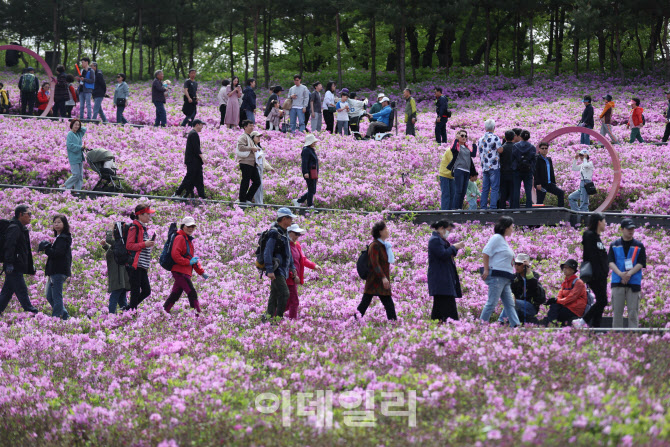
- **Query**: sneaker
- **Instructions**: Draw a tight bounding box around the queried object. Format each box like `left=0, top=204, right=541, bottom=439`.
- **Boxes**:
left=291, top=199, right=300, bottom=207
left=572, top=318, right=588, bottom=328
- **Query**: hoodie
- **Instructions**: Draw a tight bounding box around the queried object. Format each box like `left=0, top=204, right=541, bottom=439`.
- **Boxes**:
left=599, top=101, right=615, bottom=124
left=512, top=140, right=537, bottom=172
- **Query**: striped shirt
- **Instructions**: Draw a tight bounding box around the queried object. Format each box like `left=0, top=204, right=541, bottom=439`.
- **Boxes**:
left=137, top=224, right=152, bottom=270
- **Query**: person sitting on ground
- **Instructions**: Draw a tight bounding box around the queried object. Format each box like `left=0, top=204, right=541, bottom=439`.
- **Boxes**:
left=499, top=254, right=545, bottom=325
left=541, top=259, right=587, bottom=327
left=364, top=97, right=392, bottom=139
left=534, top=142, right=565, bottom=208
left=0, top=82, right=10, bottom=113
left=36, top=82, right=51, bottom=115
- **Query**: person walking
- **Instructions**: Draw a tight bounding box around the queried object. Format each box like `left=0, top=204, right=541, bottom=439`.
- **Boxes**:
left=36, top=82, right=52, bottom=116
left=285, top=223, right=321, bottom=319
left=125, top=205, right=156, bottom=311
left=478, top=119, right=502, bottom=209
left=322, top=81, right=337, bottom=133
left=511, top=129, right=536, bottom=209
left=403, top=88, right=417, bottom=137
left=579, top=95, right=594, bottom=145
left=217, top=79, right=230, bottom=128
left=498, top=254, right=545, bottom=325
left=449, top=130, right=478, bottom=210
left=662, top=89, right=670, bottom=143
left=292, top=134, right=319, bottom=208
left=438, top=142, right=455, bottom=210
left=101, top=223, right=130, bottom=314
left=356, top=221, right=397, bottom=321
left=152, top=70, right=168, bottom=127
left=0, top=205, right=38, bottom=315
left=181, top=69, right=199, bottom=127
left=434, top=87, right=449, bottom=144
left=91, top=62, right=108, bottom=123
left=240, top=78, right=257, bottom=123
left=224, top=77, right=242, bottom=129
left=627, top=98, right=645, bottom=143
left=18, top=67, right=39, bottom=116
left=236, top=120, right=261, bottom=204
left=262, top=208, right=298, bottom=322
left=568, top=149, right=594, bottom=212
left=479, top=216, right=521, bottom=327
left=264, top=85, right=282, bottom=130
left=53, top=65, right=70, bottom=118
left=77, top=58, right=94, bottom=119
left=174, top=119, right=207, bottom=199
left=40, top=214, right=72, bottom=320
left=598, top=94, right=619, bottom=144
left=288, top=75, right=310, bottom=133
left=252, top=130, right=275, bottom=204
left=163, top=216, right=208, bottom=315
left=573, top=213, right=609, bottom=328
left=113, top=73, right=129, bottom=124
left=63, top=119, right=87, bottom=190
left=608, top=218, right=646, bottom=328
left=427, top=220, right=464, bottom=322
left=534, top=142, right=565, bottom=207
left=497, top=130, right=515, bottom=209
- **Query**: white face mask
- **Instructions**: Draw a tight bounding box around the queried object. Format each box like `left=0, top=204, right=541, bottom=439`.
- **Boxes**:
left=443, top=231, right=450, bottom=238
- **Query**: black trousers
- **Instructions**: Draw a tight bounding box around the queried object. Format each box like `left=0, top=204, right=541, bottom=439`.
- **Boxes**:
left=435, top=118, right=448, bottom=144
left=431, top=295, right=458, bottom=322
left=53, top=100, right=67, bottom=118
left=219, top=104, right=227, bottom=126
left=239, top=163, right=261, bottom=202
left=357, top=294, right=397, bottom=320
left=176, top=164, right=206, bottom=198
left=324, top=110, right=335, bottom=133
left=663, top=122, right=670, bottom=143
left=583, top=278, right=608, bottom=328
left=298, top=178, right=318, bottom=207
left=20, top=92, right=35, bottom=115
left=536, top=183, right=565, bottom=208
left=127, top=266, right=151, bottom=310
left=498, top=172, right=514, bottom=209
left=543, top=303, right=578, bottom=327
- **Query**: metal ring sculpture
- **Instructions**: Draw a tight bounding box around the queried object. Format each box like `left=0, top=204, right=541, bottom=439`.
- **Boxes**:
left=540, top=126, right=622, bottom=212
left=1, top=45, right=55, bottom=117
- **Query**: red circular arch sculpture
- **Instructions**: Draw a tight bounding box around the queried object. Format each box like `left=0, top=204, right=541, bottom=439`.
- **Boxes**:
left=540, top=126, right=622, bottom=212
left=0, top=45, right=55, bottom=117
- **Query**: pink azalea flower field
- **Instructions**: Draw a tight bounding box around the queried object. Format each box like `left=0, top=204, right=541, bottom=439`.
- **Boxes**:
left=1, top=72, right=670, bottom=445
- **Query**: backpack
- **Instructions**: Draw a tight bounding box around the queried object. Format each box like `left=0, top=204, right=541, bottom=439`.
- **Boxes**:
left=0, top=219, right=12, bottom=262
left=356, top=246, right=370, bottom=280
left=54, top=74, right=70, bottom=102
left=20, top=73, right=35, bottom=93
left=112, top=221, right=137, bottom=266
left=566, top=277, right=594, bottom=316
left=159, top=223, right=189, bottom=271
left=254, top=228, right=285, bottom=270
left=641, top=114, right=646, bottom=126
left=518, top=151, right=532, bottom=172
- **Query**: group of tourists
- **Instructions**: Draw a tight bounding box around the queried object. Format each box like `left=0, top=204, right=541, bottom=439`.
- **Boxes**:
left=579, top=94, right=657, bottom=145
left=0, top=203, right=645, bottom=329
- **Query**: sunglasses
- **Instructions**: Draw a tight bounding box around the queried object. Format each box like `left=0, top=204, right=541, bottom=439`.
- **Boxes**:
left=514, top=262, right=525, bottom=266
left=459, top=134, right=468, bottom=138
left=185, top=225, right=196, bottom=229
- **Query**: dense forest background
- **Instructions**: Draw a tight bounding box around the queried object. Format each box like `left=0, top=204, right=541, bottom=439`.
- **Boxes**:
left=1, top=0, right=670, bottom=87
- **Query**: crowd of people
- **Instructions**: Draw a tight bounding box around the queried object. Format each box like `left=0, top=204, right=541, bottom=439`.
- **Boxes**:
left=0, top=204, right=646, bottom=329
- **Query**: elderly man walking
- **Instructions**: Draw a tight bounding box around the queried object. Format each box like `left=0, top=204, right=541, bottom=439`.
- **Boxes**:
left=478, top=119, right=502, bottom=209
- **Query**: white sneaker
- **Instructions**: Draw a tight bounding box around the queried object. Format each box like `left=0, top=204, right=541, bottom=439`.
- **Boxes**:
left=291, top=199, right=300, bottom=207
left=572, top=318, right=588, bottom=328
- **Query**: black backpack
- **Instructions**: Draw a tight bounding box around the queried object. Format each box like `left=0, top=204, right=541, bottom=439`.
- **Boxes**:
left=356, top=246, right=370, bottom=280
left=20, top=73, right=36, bottom=93
left=112, top=222, right=137, bottom=266
left=518, top=151, right=532, bottom=173
left=0, top=219, right=12, bottom=263
left=254, top=228, right=285, bottom=270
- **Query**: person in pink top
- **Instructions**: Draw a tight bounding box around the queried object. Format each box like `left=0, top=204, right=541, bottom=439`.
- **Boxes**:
left=285, top=223, right=322, bottom=319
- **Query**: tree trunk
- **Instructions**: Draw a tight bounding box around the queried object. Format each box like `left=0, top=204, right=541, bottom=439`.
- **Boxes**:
left=398, top=1, right=406, bottom=90
left=554, top=6, right=562, bottom=76
left=485, top=8, right=491, bottom=75
left=496, top=25, right=499, bottom=76
left=614, top=4, right=624, bottom=78
left=370, top=15, right=377, bottom=89
left=529, top=14, right=534, bottom=84
left=122, top=19, right=127, bottom=75
left=586, top=34, right=590, bottom=71
left=663, top=17, right=670, bottom=79
left=263, top=9, right=270, bottom=88
left=407, top=25, right=419, bottom=82
left=513, top=15, right=518, bottom=75
left=189, top=25, right=195, bottom=71
left=243, top=16, right=249, bottom=81
left=299, top=15, right=305, bottom=77
left=229, top=21, right=234, bottom=78
left=77, top=0, right=83, bottom=61
left=253, top=8, right=259, bottom=80
left=646, top=15, right=663, bottom=70
left=573, top=34, right=579, bottom=78
left=422, top=24, right=437, bottom=68
left=63, top=30, right=69, bottom=68
left=634, top=22, right=644, bottom=71
left=596, top=30, right=606, bottom=72
left=547, top=8, right=554, bottom=63
left=336, top=11, right=342, bottom=87
left=138, top=6, right=143, bottom=80
left=129, top=28, right=136, bottom=80
left=459, top=7, right=479, bottom=66
left=51, top=0, right=59, bottom=70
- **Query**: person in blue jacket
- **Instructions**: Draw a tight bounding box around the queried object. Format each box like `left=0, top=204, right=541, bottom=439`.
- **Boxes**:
left=427, top=220, right=465, bottom=322
left=364, top=97, right=392, bottom=139
left=241, top=78, right=257, bottom=123
left=78, top=57, right=95, bottom=119
left=262, top=208, right=298, bottom=322
left=434, top=87, right=449, bottom=144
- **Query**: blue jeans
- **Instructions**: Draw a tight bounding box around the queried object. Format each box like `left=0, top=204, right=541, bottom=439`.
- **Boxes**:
left=116, top=105, right=127, bottom=124
left=63, top=162, right=84, bottom=190
left=480, top=276, right=520, bottom=327
left=109, top=289, right=128, bottom=314
left=79, top=92, right=92, bottom=119
left=481, top=168, right=500, bottom=209
left=46, top=274, right=69, bottom=319
left=0, top=272, right=35, bottom=313
left=439, top=176, right=454, bottom=210
left=580, top=125, right=593, bottom=145
left=468, top=197, right=478, bottom=210
left=336, top=121, right=350, bottom=135
left=499, top=299, right=536, bottom=323
left=244, top=109, right=256, bottom=123
left=513, top=171, right=534, bottom=208
left=452, top=169, right=470, bottom=210
left=153, top=101, right=167, bottom=127
left=92, top=96, right=107, bottom=122
left=569, top=180, right=590, bottom=211
left=289, top=108, right=306, bottom=132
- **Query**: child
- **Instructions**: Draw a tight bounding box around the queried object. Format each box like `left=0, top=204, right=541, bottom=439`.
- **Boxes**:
left=101, top=223, right=131, bottom=314
left=36, top=82, right=51, bottom=115
left=0, top=83, right=10, bottom=113
left=285, top=223, right=321, bottom=319
left=466, top=174, right=481, bottom=210
left=335, top=90, right=350, bottom=135
left=626, top=98, right=644, bottom=143
left=267, top=99, right=283, bottom=131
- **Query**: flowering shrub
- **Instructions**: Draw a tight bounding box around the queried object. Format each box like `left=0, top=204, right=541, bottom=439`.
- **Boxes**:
left=0, top=189, right=669, bottom=445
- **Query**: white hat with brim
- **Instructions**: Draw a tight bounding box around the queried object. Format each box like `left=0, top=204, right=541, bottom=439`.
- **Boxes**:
left=304, top=134, right=319, bottom=147
left=381, top=97, right=390, bottom=103
left=579, top=149, right=590, bottom=156
left=514, top=253, right=530, bottom=265
left=377, top=93, right=385, bottom=98
left=287, top=223, right=306, bottom=234
left=250, top=131, right=263, bottom=138
left=181, top=216, right=196, bottom=227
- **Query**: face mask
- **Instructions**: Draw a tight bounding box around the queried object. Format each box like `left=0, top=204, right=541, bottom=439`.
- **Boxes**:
left=444, top=231, right=450, bottom=238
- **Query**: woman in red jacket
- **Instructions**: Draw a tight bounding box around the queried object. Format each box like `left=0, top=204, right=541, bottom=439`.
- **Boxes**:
left=164, top=216, right=208, bottom=314
left=285, top=223, right=321, bottom=319
left=125, top=204, right=156, bottom=310
left=36, top=82, right=52, bottom=115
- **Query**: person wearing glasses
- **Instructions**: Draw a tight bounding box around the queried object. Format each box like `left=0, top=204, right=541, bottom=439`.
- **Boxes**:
left=0, top=205, right=38, bottom=315
left=498, top=253, right=545, bottom=325
left=448, top=130, right=478, bottom=210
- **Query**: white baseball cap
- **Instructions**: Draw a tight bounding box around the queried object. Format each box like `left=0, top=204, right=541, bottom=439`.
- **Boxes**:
left=579, top=149, right=590, bottom=156
left=181, top=216, right=196, bottom=227
left=277, top=207, right=297, bottom=219
left=377, top=93, right=385, bottom=98
left=514, top=253, right=530, bottom=265
left=381, top=97, right=390, bottom=103
left=287, top=223, right=306, bottom=234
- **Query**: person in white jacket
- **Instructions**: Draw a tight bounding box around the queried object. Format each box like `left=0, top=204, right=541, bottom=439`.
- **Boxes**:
left=568, top=148, right=594, bottom=212
left=251, top=131, right=275, bottom=204
left=217, top=79, right=230, bottom=128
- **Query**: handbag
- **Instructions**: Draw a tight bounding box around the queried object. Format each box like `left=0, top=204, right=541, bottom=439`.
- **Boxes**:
left=116, top=98, right=126, bottom=107
left=327, top=106, right=336, bottom=113
left=581, top=172, right=597, bottom=195
left=579, top=261, right=593, bottom=283
left=310, top=166, right=318, bottom=180
left=282, top=98, right=293, bottom=111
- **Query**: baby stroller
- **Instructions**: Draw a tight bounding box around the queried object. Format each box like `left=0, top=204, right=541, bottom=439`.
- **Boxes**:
left=86, top=148, right=123, bottom=192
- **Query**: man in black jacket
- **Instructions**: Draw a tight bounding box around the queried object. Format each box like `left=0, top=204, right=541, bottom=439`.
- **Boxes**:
left=498, top=254, right=545, bottom=325
left=181, top=69, right=199, bottom=127
left=174, top=119, right=207, bottom=199
left=580, top=95, right=594, bottom=145
left=434, top=87, right=449, bottom=144
left=0, top=205, right=38, bottom=315
left=498, top=130, right=515, bottom=209
left=534, top=142, right=565, bottom=207
left=91, top=62, right=108, bottom=123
